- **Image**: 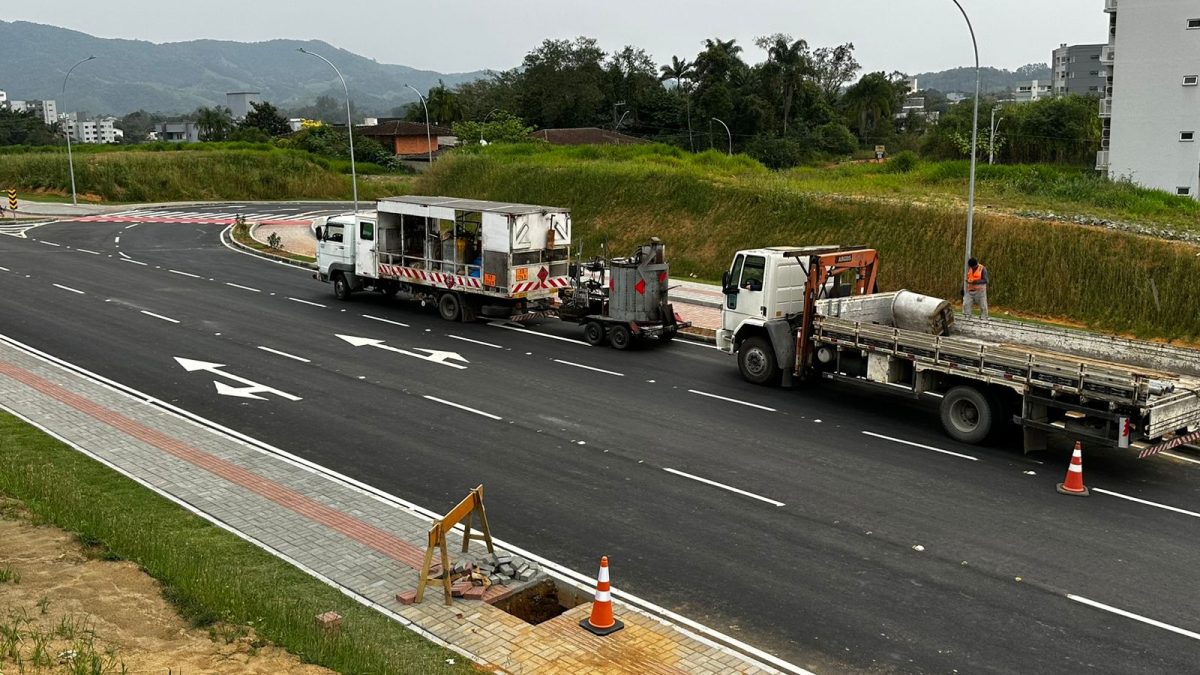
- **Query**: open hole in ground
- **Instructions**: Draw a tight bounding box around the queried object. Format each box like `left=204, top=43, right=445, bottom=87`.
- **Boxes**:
left=491, top=578, right=589, bottom=626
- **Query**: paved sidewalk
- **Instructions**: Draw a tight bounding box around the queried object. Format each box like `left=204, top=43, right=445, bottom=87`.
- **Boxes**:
left=0, top=338, right=776, bottom=674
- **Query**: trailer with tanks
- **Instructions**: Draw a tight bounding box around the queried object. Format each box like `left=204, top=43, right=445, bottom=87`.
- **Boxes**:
left=716, top=245, right=1200, bottom=457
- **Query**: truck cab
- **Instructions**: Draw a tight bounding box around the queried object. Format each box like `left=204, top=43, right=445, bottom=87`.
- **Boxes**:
left=315, top=211, right=377, bottom=300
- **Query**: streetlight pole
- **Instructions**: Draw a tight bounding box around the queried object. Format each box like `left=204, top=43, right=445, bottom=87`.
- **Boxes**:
left=614, top=110, right=630, bottom=131
left=298, top=48, right=358, bottom=216
left=951, top=0, right=981, bottom=294
left=62, top=55, right=96, bottom=207
left=989, top=105, right=1004, bottom=165
left=480, top=108, right=500, bottom=144
left=711, top=117, right=732, bottom=156
left=404, top=84, right=433, bottom=165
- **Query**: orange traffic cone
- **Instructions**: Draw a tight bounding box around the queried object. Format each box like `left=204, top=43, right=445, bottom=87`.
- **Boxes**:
left=579, top=556, right=624, bottom=636
left=1057, top=442, right=1089, bottom=496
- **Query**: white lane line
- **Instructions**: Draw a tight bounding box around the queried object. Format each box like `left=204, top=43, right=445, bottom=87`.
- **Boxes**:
left=140, top=310, right=180, bottom=324
left=423, top=395, right=502, bottom=421
left=257, top=346, right=311, bottom=363
left=75, top=248, right=101, bottom=255
left=0, top=266, right=10, bottom=272
left=38, top=240, right=62, bottom=247
left=363, top=314, right=409, bottom=328
left=489, top=321, right=590, bottom=346
left=169, top=269, right=203, bottom=279
left=114, top=236, right=120, bottom=244
left=553, top=359, right=624, bottom=376
left=663, top=468, right=786, bottom=507
left=1068, top=595, right=1200, bottom=642
left=118, top=251, right=131, bottom=259
left=52, top=284, right=85, bottom=295
left=288, top=297, right=326, bottom=308
left=120, top=258, right=147, bottom=266
left=861, top=431, right=979, bottom=461
left=448, top=334, right=503, bottom=349
left=1092, top=488, right=1200, bottom=519
left=123, top=223, right=139, bottom=229
left=225, top=282, right=261, bottom=293
left=1162, top=451, right=1200, bottom=466
left=687, top=389, right=776, bottom=412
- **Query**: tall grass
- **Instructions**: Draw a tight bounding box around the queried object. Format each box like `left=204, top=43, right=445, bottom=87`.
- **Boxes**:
left=0, top=148, right=413, bottom=202
left=419, top=150, right=1200, bottom=341
left=0, top=413, right=467, bottom=674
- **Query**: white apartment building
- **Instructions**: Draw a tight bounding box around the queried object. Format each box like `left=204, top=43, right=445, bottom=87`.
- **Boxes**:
left=8, top=99, right=58, bottom=126
left=65, top=116, right=119, bottom=144
left=1099, top=0, right=1200, bottom=199
left=1014, top=80, right=1052, bottom=102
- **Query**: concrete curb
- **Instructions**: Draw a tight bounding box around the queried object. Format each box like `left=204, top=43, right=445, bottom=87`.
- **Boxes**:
left=227, top=225, right=317, bottom=271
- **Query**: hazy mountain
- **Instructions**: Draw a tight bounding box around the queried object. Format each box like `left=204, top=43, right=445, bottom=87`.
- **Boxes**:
left=911, top=63, right=1053, bottom=94
left=0, top=21, right=491, bottom=117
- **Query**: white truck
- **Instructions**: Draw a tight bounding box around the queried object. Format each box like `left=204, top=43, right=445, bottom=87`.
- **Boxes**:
left=717, top=245, right=1200, bottom=456
left=315, top=196, right=572, bottom=321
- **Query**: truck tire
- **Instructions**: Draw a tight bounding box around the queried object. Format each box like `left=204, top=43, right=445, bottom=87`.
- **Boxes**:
left=438, top=292, right=462, bottom=322
left=738, top=336, right=780, bottom=385
left=610, top=324, right=633, bottom=350
left=332, top=274, right=352, bottom=301
left=583, top=321, right=607, bottom=346
left=940, top=385, right=995, bottom=444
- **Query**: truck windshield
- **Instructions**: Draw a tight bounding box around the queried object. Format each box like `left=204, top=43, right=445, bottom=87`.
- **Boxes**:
left=741, top=256, right=765, bottom=291
left=323, top=225, right=344, bottom=242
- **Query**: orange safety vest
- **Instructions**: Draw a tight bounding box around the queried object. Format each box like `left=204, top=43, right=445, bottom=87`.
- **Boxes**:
left=966, top=264, right=987, bottom=290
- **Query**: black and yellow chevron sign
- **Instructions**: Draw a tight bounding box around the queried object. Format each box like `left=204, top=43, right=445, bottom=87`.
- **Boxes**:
left=6, top=189, right=15, bottom=211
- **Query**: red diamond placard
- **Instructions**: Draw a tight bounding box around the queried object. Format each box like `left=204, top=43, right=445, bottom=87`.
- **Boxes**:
left=536, top=266, right=549, bottom=282
left=635, top=279, right=646, bottom=295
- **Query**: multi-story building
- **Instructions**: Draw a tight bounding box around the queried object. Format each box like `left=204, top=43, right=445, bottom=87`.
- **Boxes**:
left=1014, top=80, right=1052, bottom=102
left=1051, top=43, right=1107, bottom=96
left=1099, top=0, right=1200, bottom=199
left=154, top=122, right=201, bottom=142
left=226, top=92, right=261, bottom=120
left=8, top=99, right=58, bottom=126
left=65, top=115, right=119, bottom=144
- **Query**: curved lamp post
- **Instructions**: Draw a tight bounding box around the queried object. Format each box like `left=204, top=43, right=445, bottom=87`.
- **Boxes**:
left=480, top=108, right=500, bottom=144
left=298, top=48, right=358, bottom=216
left=615, top=110, right=631, bottom=131
left=62, top=55, right=96, bottom=206
left=404, top=84, right=433, bottom=164
left=711, top=117, right=732, bottom=156
left=951, top=0, right=981, bottom=290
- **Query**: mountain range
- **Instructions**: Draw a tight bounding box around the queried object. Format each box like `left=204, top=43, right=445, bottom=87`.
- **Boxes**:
left=910, top=64, right=1053, bottom=94
left=0, top=21, right=489, bottom=117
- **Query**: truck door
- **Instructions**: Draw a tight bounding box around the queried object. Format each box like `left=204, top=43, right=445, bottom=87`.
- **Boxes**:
left=354, top=218, right=378, bottom=279
left=722, top=253, right=767, bottom=332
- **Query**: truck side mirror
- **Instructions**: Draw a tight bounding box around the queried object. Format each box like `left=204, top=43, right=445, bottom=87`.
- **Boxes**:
left=315, top=226, right=324, bottom=241
left=722, top=270, right=736, bottom=295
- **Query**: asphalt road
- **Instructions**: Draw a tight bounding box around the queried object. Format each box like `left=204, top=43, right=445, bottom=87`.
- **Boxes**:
left=3, top=204, right=1200, bottom=673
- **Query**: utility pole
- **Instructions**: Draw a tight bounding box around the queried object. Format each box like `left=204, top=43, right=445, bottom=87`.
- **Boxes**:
left=989, top=105, right=1004, bottom=165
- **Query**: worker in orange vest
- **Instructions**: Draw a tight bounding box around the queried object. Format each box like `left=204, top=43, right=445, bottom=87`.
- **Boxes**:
left=963, top=257, right=989, bottom=320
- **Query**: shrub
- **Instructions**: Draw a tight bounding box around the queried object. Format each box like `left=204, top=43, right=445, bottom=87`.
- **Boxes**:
left=886, top=150, right=920, bottom=173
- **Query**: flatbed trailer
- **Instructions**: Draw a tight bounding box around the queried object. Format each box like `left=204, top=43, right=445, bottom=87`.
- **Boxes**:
left=717, top=245, right=1200, bottom=455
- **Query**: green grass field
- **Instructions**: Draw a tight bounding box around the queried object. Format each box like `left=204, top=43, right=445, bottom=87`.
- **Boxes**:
left=419, top=145, right=1200, bottom=342
left=0, top=412, right=467, bottom=674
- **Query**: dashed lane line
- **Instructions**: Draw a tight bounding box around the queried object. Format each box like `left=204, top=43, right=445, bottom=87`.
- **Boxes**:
left=488, top=321, right=590, bottom=346
left=140, top=310, right=180, bottom=324
left=169, top=269, right=203, bottom=279
left=363, top=314, right=409, bottom=328
left=423, top=395, right=502, bottom=421
left=120, top=258, right=148, bottom=267
left=553, top=359, right=624, bottom=376
left=663, top=468, right=786, bottom=507
left=52, top=284, right=85, bottom=295
left=861, top=431, right=979, bottom=461
left=38, top=240, right=61, bottom=247
left=1068, top=595, right=1200, bottom=642
left=1092, top=488, right=1200, bottom=519
left=687, top=389, right=776, bottom=412
left=75, top=248, right=101, bottom=255
left=448, top=334, right=503, bottom=349
left=257, top=346, right=312, bottom=363
left=288, top=297, right=326, bottom=308
left=225, top=282, right=261, bottom=293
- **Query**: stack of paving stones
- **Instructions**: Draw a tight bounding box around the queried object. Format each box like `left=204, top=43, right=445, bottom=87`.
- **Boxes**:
left=421, top=553, right=541, bottom=602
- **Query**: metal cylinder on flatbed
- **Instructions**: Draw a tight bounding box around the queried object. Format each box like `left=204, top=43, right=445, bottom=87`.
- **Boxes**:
left=608, top=242, right=668, bottom=323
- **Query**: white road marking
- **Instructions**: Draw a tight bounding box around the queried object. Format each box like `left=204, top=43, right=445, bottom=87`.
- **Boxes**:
left=52, top=284, right=85, bottom=295
left=120, top=258, right=148, bottom=266
left=553, top=359, right=624, bottom=376
left=448, top=334, right=503, bottom=349
left=75, top=248, right=101, bottom=255
left=489, top=321, right=591, bottom=346
left=363, top=314, right=409, bottom=328
left=175, top=356, right=301, bottom=401
left=1162, top=451, right=1200, bottom=466
left=118, top=251, right=131, bottom=259
left=114, top=236, right=120, bottom=244
left=0, top=266, right=10, bottom=272
left=225, top=282, right=261, bottom=293
left=1068, top=595, right=1200, bottom=642
left=288, top=297, right=326, bottom=308
left=861, top=431, right=979, bottom=461
left=169, top=269, right=203, bottom=279
left=687, top=389, right=776, bottom=412
left=663, top=468, right=786, bottom=507
left=140, top=310, right=180, bottom=324
left=257, top=346, right=311, bottom=363
left=423, top=395, right=501, bottom=420
left=1092, top=488, right=1200, bottom=519
left=123, top=223, right=139, bottom=229
left=38, top=240, right=61, bottom=247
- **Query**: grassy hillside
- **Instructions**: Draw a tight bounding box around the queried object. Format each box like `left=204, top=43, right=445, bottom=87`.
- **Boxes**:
left=417, top=145, right=1200, bottom=341
left=0, top=144, right=413, bottom=202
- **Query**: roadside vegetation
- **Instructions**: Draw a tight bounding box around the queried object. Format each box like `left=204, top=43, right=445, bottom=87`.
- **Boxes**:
left=418, top=145, right=1200, bottom=342
left=0, top=412, right=468, bottom=674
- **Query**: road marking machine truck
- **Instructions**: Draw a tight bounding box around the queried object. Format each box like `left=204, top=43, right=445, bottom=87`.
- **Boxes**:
left=316, top=196, right=572, bottom=322
left=716, top=245, right=1200, bottom=456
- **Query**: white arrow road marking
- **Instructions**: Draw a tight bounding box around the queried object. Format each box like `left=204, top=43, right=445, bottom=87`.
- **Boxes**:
left=174, top=356, right=302, bottom=401
left=335, top=334, right=468, bottom=370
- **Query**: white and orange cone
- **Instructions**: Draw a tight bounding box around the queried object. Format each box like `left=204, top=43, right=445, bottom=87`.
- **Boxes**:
left=1057, top=441, right=1089, bottom=496
left=579, top=556, right=624, bottom=636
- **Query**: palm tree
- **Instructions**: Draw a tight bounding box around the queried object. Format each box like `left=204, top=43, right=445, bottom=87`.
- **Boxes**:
left=842, top=72, right=898, bottom=139
left=426, top=80, right=464, bottom=126
left=194, top=106, right=232, bottom=141
left=762, top=36, right=811, bottom=135
left=659, top=56, right=695, bottom=151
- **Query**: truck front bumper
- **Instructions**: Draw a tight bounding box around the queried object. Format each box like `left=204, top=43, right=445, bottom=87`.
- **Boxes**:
left=716, top=329, right=735, bottom=354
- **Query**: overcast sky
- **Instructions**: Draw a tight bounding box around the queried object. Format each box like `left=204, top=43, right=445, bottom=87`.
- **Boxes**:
left=10, top=0, right=1109, bottom=75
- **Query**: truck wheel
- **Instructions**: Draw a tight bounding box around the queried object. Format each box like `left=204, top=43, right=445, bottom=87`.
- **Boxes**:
left=940, top=385, right=995, bottom=444
left=738, top=336, right=780, bottom=385
left=438, top=292, right=462, bottom=322
left=583, top=321, right=607, bottom=346
left=332, top=274, right=352, bottom=301
left=610, top=324, right=632, bottom=350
